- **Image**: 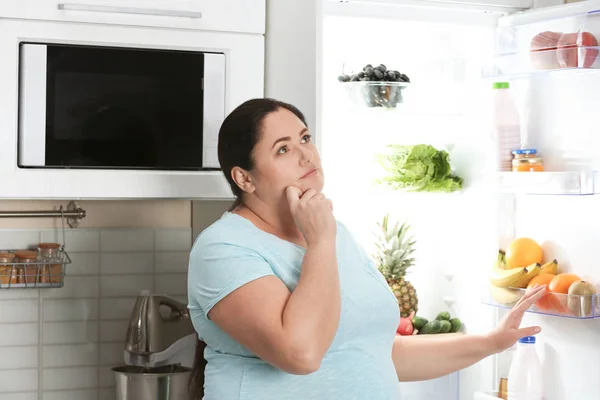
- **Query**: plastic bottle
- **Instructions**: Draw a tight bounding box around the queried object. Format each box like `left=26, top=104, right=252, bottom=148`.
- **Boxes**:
left=498, top=344, right=517, bottom=399
left=507, top=336, right=543, bottom=400
left=492, top=82, right=521, bottom=171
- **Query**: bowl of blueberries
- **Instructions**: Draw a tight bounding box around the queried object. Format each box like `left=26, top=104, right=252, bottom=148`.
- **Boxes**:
left=338, top=63, right=410, bottom=108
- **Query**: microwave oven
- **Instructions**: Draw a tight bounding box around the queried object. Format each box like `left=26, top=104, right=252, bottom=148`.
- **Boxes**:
left=18, top=42, right=225, bottom=171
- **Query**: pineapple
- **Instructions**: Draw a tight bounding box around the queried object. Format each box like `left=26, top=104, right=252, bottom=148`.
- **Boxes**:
left=375, top=213, right=418, bottom=317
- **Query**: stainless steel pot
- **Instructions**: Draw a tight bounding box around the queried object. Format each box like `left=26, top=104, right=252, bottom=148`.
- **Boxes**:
left=112, top=364, right=191, bottom=400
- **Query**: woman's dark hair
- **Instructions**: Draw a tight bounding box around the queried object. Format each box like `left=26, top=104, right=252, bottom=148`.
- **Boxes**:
left=218, top=98, right=308, bottom=211
left=188, top=98, right=307, bottom=400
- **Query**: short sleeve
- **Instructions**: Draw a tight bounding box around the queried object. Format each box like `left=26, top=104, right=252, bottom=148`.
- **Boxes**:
left=188, top=241, right=275, bottom=318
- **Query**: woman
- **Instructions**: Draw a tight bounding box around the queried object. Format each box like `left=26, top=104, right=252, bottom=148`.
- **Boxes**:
left=187, top=98, right=546, bottom=399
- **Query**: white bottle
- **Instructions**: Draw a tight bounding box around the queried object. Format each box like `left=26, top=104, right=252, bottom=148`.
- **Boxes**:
left=492, top=82, right=521, bottom=171
left=507, top=336, right=543, bottom=400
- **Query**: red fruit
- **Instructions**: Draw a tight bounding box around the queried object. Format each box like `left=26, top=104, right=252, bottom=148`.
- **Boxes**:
left=397, top=311, right=414, bottom=336
left=558, top=33, right=579, bottom=68
left=530, top=31, right=562, bottom=70
left=557, top=32, right=598, bottom=68
left=579, top=32, right=599, bottom=68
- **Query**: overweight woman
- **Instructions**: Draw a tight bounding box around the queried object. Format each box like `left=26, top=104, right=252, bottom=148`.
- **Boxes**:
left=187, top=98, right=545, bottom=400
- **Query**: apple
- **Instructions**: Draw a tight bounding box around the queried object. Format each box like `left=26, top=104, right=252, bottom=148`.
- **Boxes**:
left=396, top=311, right=415, bottom=336
left=530, top=31, right=562, bottom=70
left=557, top=32, right=598, bottom=68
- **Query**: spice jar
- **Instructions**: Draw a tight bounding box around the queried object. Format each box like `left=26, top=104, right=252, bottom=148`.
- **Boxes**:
left=15, top=250, right=39, bottom=285
left=38, top=243, right=63, bottom=284
left=512, top=149, right=544, bottom=172
left=0, top=252, right=17, bottom=286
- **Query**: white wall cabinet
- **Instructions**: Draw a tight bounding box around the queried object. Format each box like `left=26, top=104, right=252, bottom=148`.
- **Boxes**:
left=0, top=0, right=265, bottom=34
left=0, top=0, right=328, bottom=199
left=0, top=18, right=264, bottom=199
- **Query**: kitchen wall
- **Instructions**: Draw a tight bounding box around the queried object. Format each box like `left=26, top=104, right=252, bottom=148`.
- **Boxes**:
left=0, top=200, right=223, bottom=400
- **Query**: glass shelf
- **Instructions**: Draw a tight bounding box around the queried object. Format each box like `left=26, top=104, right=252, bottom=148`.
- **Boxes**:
left=483, top=286, right=600, bottom=319
left=497, top=171, right=598, bottom=195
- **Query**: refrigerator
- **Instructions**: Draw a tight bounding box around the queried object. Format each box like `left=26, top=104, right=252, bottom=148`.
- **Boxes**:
left=317, top=0, right=600, bottom=399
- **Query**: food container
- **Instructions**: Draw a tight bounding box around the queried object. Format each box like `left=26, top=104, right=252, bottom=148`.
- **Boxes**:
left=343, top=81, right=409, bottom=108
left=0, top=252, right=18, bottom=285
left=512, top=149, right=544, bottom=172
left=15, top=250, right=39, bottom=284
left=38, top=243, right=63, bottom=283
left=112, top=364, right=191, bottom=400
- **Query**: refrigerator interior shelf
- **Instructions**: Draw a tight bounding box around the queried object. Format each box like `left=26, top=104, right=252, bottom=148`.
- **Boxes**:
left=483, top=286, right=600, bottom=319
left=497, top=171, right=598, bottom=195
left=485, top=9, right=600, bottom=78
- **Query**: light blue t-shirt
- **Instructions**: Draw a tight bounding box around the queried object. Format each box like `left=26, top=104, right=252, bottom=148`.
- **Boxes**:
left=187, top=211, right=401, bottom=400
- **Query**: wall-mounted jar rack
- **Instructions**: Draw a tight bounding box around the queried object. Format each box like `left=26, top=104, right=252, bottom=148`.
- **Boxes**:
left=0, top=201, right=85, bottom=289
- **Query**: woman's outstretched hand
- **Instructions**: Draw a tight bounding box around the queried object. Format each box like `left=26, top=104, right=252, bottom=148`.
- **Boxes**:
left=486, top=284, right=546, bottom=353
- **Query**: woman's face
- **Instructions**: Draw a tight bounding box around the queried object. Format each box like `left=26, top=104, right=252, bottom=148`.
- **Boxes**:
left=249, top=108, right=324, bottom=201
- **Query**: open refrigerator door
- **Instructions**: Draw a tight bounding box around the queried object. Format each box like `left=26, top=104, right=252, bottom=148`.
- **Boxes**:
left=477, top=1, right=600, bottom=399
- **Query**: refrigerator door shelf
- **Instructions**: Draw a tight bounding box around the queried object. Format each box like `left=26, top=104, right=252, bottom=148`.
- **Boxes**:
left=474, top=391, right=515, bottom=399
left=497, top=171, right=598, bottom=195
left=486, top=9, right=600, bottom=78
left=483, top=287, right=600, bottom=320
left=484, top=47, right=600, bottom=79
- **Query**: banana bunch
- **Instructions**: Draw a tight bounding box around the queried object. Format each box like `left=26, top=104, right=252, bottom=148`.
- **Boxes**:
left=488, top=264, right=537, bottom=306
left=540, top=259, right=558, bottom=275
left=489, top=250, right=561, bottom=305
left=489, top=285, right=523, bottom=305
left=495, top=250, right=506, bottom=269
left=490, top=262, right=540, bottom=288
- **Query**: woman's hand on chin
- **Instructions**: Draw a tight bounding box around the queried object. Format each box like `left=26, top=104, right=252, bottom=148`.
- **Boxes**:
left=286, top=186, right=336, bottom=246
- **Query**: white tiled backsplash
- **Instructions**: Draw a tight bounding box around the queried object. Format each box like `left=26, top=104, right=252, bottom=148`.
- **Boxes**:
left=0, top=227, right=191, bottom=400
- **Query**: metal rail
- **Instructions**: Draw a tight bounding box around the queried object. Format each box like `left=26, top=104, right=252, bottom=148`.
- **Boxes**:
left=0, top=201, right=86, bottom=228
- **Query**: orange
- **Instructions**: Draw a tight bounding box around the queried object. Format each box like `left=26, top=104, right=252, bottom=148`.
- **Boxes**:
left=527, top=273, right=555, bottom=289
left=535, top=292, right=566, bottom=313
left=505, top=238, right=543, bottom=269
left=549, top=273, right=581, bottom=294
left=528, top=273, right=559, bottom=312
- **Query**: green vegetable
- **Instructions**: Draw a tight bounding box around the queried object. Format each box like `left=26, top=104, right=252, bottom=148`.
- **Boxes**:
left=435, top=311, right=451, bottom=321
left=412, top=316, right=428, bottom=330
left=450, top=318, right=462, bottom=333
left=439, top=320, right=452, bottom=333
left=419, top=320, right=442, bottom=334
left=376, top=144, right=463, bottom=193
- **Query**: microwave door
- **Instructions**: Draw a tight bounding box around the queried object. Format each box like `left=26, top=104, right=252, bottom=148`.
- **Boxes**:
left=19, top=44, right=48, bottom=167
left=18, top=43, right=224, bottom=171
left=202, top=53, right=225, bottom=169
